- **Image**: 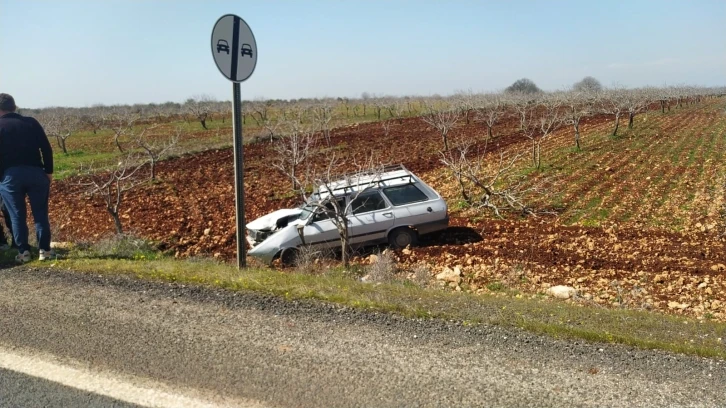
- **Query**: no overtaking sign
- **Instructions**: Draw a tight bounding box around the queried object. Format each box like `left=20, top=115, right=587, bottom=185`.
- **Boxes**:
left=211, top=14, right=257, bottom=268
left=211, top=14, right=257, bottom=83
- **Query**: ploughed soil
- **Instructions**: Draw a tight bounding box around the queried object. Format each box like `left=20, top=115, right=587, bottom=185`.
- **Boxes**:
left=48, top=110, right=726, bottom=322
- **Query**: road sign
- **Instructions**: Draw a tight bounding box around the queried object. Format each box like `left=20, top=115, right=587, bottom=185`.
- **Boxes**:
left=211, top=14, right=257, bottom=268
left=211, top=14, right=257, bottom=83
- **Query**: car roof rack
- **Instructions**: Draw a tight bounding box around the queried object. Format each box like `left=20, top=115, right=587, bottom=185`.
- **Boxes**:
left=315, top=164, right=417, bottom=196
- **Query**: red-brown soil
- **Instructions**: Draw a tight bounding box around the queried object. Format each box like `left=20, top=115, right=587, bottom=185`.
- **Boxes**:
left=48, top=105, right=726, bottom=321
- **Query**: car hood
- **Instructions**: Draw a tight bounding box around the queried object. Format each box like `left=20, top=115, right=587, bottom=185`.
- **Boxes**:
left=247, top=208, right=302, bottom=231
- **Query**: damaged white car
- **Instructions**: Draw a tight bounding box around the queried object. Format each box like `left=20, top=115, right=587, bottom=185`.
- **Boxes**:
left=247, top=165, right=449, bottom=265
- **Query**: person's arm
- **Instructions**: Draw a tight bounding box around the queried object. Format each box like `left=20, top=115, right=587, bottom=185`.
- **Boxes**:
left=33, top=118, right=54, bottom=177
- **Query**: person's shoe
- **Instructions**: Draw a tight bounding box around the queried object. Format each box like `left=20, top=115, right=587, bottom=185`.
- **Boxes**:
left=39, top=249, right=56, bottom=261
left=15, top=250, right=31, bottom=263
left=0, top=243, right=9, bottom=251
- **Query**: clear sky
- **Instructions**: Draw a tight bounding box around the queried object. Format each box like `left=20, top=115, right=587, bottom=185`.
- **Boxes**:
left=1, top=0, right=724, bottom=108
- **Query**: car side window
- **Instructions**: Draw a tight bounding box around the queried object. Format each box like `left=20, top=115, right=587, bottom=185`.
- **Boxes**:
left=312, top=197, right=346, bottom=222
left=382, top=184, right=428, bottom=206
left=351, top=192, right=387, bottom=215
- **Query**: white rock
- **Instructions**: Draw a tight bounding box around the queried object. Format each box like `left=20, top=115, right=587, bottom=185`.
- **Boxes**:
left=50, top=241, right=73, bottom=249
left=546, top=285, right=577, bottom=299
left=436, top=267, right=462, bottom=283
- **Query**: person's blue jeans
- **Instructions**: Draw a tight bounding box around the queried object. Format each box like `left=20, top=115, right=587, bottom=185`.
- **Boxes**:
left=0, top=166, right=51, bottom=253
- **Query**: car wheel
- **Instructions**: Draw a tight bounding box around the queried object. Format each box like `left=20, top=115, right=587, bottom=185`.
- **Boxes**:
left=280, top=247, right=300, bottom=266
left=388, top=228, right=418, bottom=249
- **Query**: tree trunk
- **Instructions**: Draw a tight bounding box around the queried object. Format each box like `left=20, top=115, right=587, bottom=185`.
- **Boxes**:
left=628, top=112, right=635, bottom=129
left=200, top=119, right=208, bottom=130
left=442, top=131, right=449, bottom=152
left=340, top=223, right=350, bottom=268
left=487, top=125, right=493, bottom=140
left=290, top=167, right=297, bottom=191
left=115, top=135, right=124, bottom=153
left=150, top=160, right=156, bottom=181
left=108, top=209, right=123, bottom=234
left=535, top=143, right=542, bottom=170
left=660, top=100, right=665, bottom=113
left=458, top=176, right=469, bottom=203
left=612, top=113, right=620, bottom=136
left=574, top=123, right=581, bottom=151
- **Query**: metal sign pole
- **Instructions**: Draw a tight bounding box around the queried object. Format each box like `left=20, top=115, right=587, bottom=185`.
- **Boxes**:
left=232, top=82, right=246, bottom=268
left=211, top=13, right=256, bottom=269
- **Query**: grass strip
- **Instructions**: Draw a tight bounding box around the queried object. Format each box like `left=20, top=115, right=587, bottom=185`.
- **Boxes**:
left=49, top=257, right=726, bottom=360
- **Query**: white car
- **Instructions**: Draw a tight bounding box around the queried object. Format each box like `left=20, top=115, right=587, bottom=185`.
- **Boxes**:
left=247, top=165, right=448, bottom=265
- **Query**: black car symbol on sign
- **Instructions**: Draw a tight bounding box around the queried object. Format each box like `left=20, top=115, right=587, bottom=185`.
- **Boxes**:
left=241, top=43, right=253, bottom=58
left=216, top=39, right=230, bottom=54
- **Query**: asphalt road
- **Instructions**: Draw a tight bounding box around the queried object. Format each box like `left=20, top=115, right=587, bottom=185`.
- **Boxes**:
left=0, top=266, right=724, bottom=407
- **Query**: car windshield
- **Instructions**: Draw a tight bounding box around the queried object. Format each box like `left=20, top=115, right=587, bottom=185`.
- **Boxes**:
left=298, top=203, right=318, bottom=221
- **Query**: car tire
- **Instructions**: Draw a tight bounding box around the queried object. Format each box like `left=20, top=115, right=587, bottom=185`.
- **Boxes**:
left=280, top=247, right=300, bottom=267
left=388, top=227, right=418, bottom=249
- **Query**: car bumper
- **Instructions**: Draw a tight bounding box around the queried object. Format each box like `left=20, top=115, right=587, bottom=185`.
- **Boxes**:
left=416, top=215, right=449, bottom=235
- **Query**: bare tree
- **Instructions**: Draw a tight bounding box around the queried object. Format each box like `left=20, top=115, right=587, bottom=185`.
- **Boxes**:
left=310, top=156, right=385, bottom=268
left=524, top=96, right=562, bottom=169
left=185, top=95, right=215, bottom=130
left=252, top=97, right=271, bottom=125
left=262, top=116, right=282, bottom=141
left=623, top=88, right=651, bottom=130
left=421, top=101, right=460, bottom=152
left=79, top=154, right=147, bottom=234
left=312, top=102, right=334, bottom=146
left=82, top=107, right=106, bottom=135
left=372, top=98, right=386, bottom=121
left=106, top=109, right=139, bottom=153
left=134, top=125, right=180, bottom=181
left=384, top=99, right=403, bottom=122
left=440, top=142, right=539, bottom=217
left=272, top=121, right=316, bottom=195
left=601, top=89, right=625, bottom=136
left=381, top=119, right=393, bottom=136
left=508, top=92, right=534, bottom=132
left=40, top=111, right=79, bottom=155
left=475, top=93, right=504, bottom=140
left=562, top=91, right=593, bottom=151
left=454, top=90, right=477, bottom=125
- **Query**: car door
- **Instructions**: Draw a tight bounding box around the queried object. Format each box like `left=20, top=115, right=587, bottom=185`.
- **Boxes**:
left=347, top=191, right=395, bottom=245
left=302, top=197, right=346, bottom=250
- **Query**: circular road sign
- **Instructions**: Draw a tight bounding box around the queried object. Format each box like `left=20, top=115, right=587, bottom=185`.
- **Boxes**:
left=211, top=14, right=257, bottom=83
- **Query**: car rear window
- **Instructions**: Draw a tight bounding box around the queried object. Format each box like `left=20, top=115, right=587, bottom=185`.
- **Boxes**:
left=382, top=184, right=428, bottom=206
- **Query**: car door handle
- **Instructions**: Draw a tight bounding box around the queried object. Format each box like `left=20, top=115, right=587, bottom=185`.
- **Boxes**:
left=382, top=212, right=393, bottom=217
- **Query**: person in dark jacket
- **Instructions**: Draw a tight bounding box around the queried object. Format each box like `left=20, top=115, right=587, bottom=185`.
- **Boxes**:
left=0, top=93, right=54, bottom=262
